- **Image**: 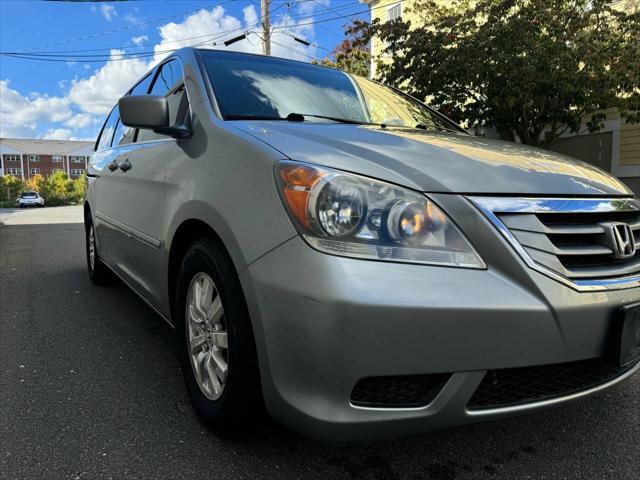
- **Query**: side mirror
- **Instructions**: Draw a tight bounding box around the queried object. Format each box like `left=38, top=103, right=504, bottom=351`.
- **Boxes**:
left=118, top=95, right=191, bottom=139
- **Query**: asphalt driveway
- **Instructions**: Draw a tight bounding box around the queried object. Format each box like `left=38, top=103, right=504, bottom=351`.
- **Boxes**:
left=1, top=208, right=638, bottom=479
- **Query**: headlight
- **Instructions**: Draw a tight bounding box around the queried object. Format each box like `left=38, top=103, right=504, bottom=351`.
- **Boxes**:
left=275, top=161, right=485, bottom=268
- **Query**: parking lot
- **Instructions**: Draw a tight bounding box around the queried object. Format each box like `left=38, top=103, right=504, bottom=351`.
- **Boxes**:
left=1, top=206, right=639, bottom=479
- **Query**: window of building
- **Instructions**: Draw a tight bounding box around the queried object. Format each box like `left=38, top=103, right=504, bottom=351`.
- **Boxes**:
left=52, top=168, right=64, bottom=173
left=138, top=59, right=188, bottom=142
left=7, top=168, right=21, bottom=175
left=70, top=156, right=85, bottom=163
left=30, top=168, right=40, bottom=175
left=29, top=155, right=40, bottom=162
left=70, top=168, right=84, bottom=176
left=387, top=2, right=402, bottom=22
left=96, top=106, right=119, bottom=151
left=52, top=155, right=64, bottom=162
left=4, top=154, right=20, bottom=162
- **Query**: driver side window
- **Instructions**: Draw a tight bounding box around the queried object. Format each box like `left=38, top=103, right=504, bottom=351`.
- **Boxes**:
left=137, top=59, right=189, bottom=142
left=95, top=107, right=119, bottom=152
left=112, top=72, right=155, bottom=147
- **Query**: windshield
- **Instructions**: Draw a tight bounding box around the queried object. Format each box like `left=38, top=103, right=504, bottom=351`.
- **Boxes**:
left=201, top=51, right=458, bottom=131
left=21, top=192, right=37, bottom=198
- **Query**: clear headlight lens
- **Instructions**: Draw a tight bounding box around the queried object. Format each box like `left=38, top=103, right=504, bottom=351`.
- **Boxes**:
left=276, top=161, right=485, bottom=268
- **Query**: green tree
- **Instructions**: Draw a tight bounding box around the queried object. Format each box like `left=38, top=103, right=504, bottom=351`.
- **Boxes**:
left=358, top=0, right=640, bottom=147
left=24, top=174, right=43, bottom=194
left=0, top=175, right=26, bottom=207
left=313, top=21, right=371, bottom=77
left=67, top=173, right=87, bottom=204
left=37, top=171, right=69, bottom=206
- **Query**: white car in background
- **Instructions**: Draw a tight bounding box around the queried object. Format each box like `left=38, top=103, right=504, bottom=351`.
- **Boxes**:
left=17, top=192, right=44, bottom=208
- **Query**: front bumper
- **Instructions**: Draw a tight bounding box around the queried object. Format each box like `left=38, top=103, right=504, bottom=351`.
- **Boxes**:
left=239, top=195, right=640, bottom=443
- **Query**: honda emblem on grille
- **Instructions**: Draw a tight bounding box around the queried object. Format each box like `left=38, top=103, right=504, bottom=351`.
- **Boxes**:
left=605, top=222, right=636, bottom=259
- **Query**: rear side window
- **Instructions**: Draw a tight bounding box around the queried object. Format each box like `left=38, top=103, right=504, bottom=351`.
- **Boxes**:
left=138, top=59, right=188, bottom=142
left=95, top=107, right=119, bottom=151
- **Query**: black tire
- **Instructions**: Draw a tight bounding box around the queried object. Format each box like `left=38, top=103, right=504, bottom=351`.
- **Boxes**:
left=85, top=215, right=113, bottom=285
left=175, top=238, right=262, bottom=431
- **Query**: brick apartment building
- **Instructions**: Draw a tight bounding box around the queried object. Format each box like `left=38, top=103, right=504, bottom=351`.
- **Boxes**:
left=0, top=138, right=94, bottom=180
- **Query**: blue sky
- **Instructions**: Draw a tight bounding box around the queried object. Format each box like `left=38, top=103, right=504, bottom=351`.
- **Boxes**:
left=0, top=0, right=370, bottom=141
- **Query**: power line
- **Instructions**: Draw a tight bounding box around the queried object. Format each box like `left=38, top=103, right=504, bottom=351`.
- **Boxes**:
left=4, top=0, right=346, bottom=56
left=15, top=0, right=240, bottom=53
left=2, top=0, right=389, bottom=63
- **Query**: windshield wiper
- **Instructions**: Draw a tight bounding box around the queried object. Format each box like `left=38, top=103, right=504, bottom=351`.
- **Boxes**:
left=415, top=123, right=463, bottom=134
left=223, top=112, right=379, bottom=126
left=286, top=112, right=373, bottom=125
left=223, top=114, right=287, bottom=121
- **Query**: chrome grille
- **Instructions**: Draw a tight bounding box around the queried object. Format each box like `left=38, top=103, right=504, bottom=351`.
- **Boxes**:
left=470, top=197, right=640, bottom=291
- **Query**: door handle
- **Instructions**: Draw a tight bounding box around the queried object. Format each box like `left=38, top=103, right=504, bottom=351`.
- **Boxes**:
left=107, top=160, right=119, bottom=172
left=118, top=159, right=132, bottom=172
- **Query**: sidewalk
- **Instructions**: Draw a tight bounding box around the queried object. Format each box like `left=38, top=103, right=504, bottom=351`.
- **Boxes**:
left=0, top=205, right=83, bottom=225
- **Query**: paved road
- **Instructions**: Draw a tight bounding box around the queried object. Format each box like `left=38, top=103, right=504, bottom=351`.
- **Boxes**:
left=1, top=209, right=638, bottom=480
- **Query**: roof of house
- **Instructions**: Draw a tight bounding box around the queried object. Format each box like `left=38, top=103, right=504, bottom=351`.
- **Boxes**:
left=0, top=138, right=94, bottom=155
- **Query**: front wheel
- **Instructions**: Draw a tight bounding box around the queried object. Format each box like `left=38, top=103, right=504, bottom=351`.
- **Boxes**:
left=85, top=217, right=112, bottom=284
left=175, top=238, right=262, bottom=431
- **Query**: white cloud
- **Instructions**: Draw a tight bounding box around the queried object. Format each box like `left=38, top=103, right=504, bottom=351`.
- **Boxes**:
left=153, top=6, right=246, bottom=60
left=0, top=80, right=71, bottom=138
left=100, top=5, right=117, bottom=21
left=68, top=49, right=150, bottom=115
left=153, top=5, right=317, bottom=62
left=65, top=113, right=98, bottom=129
left=41, top=128, right=74, bottom=140
left=298, top=0, right=329, bottom=17
left=0, top=4, right=321, bottom=140
left=124, top=13, right=140, bottom=25
left=132, top=35, right=148, bottom=46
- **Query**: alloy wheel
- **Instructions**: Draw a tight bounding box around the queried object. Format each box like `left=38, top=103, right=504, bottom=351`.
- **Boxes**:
left=186, top=272, right=229, bottom=400
left=88, top=225, right=96, bottom=271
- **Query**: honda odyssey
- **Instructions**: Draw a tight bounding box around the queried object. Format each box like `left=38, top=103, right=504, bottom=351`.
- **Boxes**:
left=84, top=48, right=640, bottom=443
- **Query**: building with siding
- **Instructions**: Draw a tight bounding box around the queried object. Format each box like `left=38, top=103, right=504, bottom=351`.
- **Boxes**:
left=0, top=138, right=94, bottom=180
left=363, top=0, right=640, bottom=194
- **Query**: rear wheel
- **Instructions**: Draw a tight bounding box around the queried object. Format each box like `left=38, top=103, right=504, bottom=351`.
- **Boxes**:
left=175, top=238, right=262, bottom=431
left=85, top=217, right=112, bottom=284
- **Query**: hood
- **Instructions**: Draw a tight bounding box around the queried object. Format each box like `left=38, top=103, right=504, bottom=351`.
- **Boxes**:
left=234, top=121, right=632, bottom=196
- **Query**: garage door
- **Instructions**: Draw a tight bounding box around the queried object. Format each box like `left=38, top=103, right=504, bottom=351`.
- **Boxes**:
left=548, top=132, right=613, bottom=172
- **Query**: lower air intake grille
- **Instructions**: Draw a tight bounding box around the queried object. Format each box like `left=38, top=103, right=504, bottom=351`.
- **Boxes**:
left=350, top=374, right=449, bottom=408
left=468, top=357, right=636, bottom=410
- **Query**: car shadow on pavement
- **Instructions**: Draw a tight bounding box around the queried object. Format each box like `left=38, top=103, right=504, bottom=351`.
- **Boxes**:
left=104, top=270, right=637, bottom=479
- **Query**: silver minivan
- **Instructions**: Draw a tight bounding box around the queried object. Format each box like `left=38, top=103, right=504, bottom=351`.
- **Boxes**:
left=85, top=48, right=640, bottom=443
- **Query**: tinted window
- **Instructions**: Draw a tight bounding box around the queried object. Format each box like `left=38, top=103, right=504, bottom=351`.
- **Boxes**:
left=131, top=72, right=154, bottom=96
left=21, top=192, right=37, bottom=198
left=111, top=118, right=131, bottom=147
left=96, top=106, right=119, bottom=151
left=138, top=59, right=188, bottom=142
left=202, top=50, right=455, bottom=130
left=112, top=73, right=155, bottom=146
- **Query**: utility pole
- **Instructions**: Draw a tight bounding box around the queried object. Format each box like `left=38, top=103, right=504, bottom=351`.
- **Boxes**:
left=261, top=0, right=271, bottom=55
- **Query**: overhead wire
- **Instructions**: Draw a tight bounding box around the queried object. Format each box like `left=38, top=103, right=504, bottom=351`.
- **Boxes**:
left=1, top=0, right=391, bottom=63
